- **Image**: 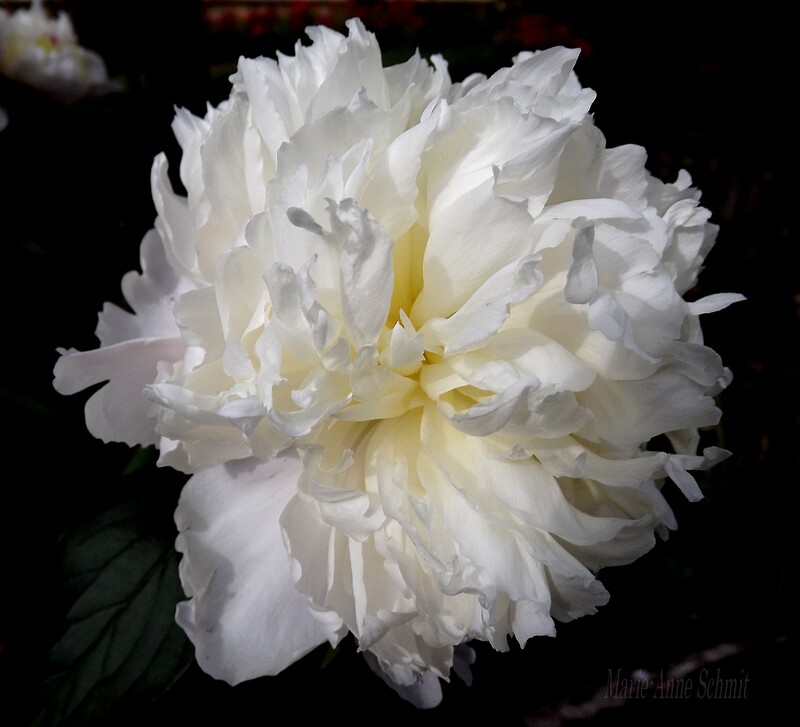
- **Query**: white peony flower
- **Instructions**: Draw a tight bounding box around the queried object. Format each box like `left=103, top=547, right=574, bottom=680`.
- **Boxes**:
left=0, top=0, right=115, bottom=102
left=54, top=19, right=743, bottom=707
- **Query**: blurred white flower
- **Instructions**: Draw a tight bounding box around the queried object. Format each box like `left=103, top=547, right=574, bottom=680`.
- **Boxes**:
left=0, top=0, right=115, bottom=102
left=54, top=19, right=742, bottom=707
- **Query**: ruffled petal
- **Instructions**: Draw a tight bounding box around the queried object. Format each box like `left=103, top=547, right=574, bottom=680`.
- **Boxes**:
left=364, top=651, right=443, bottom=709
left=54, top=337, right=184, bottom=446
left=175, top=455, right=327, bottom=684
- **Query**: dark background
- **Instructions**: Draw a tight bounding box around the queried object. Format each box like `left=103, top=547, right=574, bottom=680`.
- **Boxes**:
left=1, top=2, right=796, bottom=725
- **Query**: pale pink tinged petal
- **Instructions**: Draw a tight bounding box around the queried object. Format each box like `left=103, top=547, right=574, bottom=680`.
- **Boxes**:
left=175, top=456, right=327, bottom=684
left=96, top=229, right=189, bottom=346
left=54, top=337, right=184, bottom=446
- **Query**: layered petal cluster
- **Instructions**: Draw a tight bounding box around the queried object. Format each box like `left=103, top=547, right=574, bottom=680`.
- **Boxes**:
left=54, top=20, right=741, bottom=706
left=0, top=0, right=115, bottom=102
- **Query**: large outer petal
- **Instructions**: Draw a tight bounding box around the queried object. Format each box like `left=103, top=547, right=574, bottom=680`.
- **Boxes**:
left=175, top=455, right=327, bottom=684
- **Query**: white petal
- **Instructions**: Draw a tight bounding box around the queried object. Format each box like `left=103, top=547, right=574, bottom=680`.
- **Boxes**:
left=363, top=651, right=443, bottom=709
left=564, top=219, right=597, bottom=304
left=452, top=644, right=477, bottom=686
left=175, top=456, right=327, bottom=684
left=413, top=180, right=535, bottom=321
left=172, top=107, right=212, bottom=219
left=214, top=246, right=267, bottom=380
left=96, top=229, right=189, bottom=346
left=235, top=57, right=290, bottom=166
left=576, top=370, right=721, bottom=448
left=441, top=377, right=589, bottom=440
left=587, top=293, right=626, bottom=341
left=424, top=255, right=542, bottom=356
left=151, top=154, right=202, bottom=283
left=687, top=292, right=746, bottom=315
left=307, top=19, right=389, bottom=119
left=420, top=408, right=592, bottom=596
left=382, top=315, right=425, bottom=376
left=548, top=572, right=610, bottom=622
left=452, top=328, right=596, bottom=393
left=54, top=337, right=184, bottom=446
left=549, top=122, right=648, bottom=210
left=360, top=104, right=442, bottom=240
left=199, top=96, right=253, bottom=235
left=332, top=200, right=395, bottom=349
left=438, top=377, right=539, bottom=437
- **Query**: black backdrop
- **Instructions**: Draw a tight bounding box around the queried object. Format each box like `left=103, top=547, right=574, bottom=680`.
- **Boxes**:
left=1, top=2, right=796, bottom=725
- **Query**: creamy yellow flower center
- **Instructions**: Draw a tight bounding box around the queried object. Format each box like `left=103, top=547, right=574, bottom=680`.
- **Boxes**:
left=387, top=222, right=427, bottom=330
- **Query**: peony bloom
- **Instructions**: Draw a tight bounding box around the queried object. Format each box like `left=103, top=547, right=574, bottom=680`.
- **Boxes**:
left=54, top=20, right=742, bottom=706
left=0, top=0, right=115, bottom=102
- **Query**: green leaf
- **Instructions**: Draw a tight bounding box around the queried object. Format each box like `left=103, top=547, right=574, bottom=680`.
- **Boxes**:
left=320, top=643, right=341, bottom=670
left=121, top=446, right=157, bottom=476
left=32, top=490, right=194, bottom=727
left=0, top=388, right=56, bottom=419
